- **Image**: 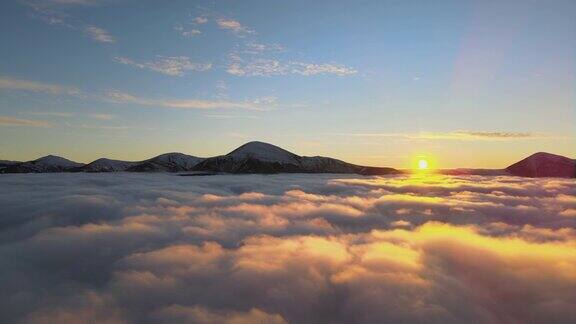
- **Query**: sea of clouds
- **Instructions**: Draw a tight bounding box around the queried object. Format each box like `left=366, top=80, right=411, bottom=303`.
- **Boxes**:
left=0, top=173, right=575, bottom=324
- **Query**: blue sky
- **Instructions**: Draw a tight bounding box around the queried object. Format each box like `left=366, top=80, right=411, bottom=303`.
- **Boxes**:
left=0, top=0, right=574, bottom=167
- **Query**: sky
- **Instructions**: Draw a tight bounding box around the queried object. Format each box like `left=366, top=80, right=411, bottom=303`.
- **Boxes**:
left=0, top=0, right=574, bottom=168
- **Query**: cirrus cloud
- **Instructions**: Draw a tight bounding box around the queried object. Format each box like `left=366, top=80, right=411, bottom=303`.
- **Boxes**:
left=103, top=90, right=271, bottom=111
left=227, top=55, right=357, bottom=77
left=0, top=76, right=81, bottom=96
left=217, top=18, right=255, bottom=36
left=0, top=116, right=51, bottom=127
left=113, top=56, right=212, bottom=76
left=85, top=26, right=115, bottom=43
left=336, top=130, right=556, bottom=141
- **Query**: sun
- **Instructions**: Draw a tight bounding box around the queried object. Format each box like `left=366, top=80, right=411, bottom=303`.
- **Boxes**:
left=411, top=155, right=436, bottom=173
left=418, top=159, right=429, bottom=170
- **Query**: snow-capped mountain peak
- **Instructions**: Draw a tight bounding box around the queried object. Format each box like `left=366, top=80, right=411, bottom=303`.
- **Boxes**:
left=152, top=152, right=203, bottom=166
left=192, top=141, right=389, bottom=174
left=0, top=141, right=394, bottom=176
left=0, top=155, right=84, bottom=173
left=127, top=152, right=205, bottom=172
left=227, top=141, right=301, bottom=164
left=80, top=158, right=137, bottom=172
left=34, top=155, right=83, bottom=168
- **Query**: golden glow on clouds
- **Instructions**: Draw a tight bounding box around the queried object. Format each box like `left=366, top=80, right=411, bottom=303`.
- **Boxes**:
left=4, top=174, right=576, bottom=323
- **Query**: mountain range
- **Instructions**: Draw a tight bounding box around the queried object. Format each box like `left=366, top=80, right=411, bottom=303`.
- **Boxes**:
left=0, top=142, right=574, bottom=178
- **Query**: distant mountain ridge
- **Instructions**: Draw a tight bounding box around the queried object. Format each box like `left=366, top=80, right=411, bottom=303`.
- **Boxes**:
left=0, top=141, right=401, bottom=175
left=1, top=143, right=573, bottom=177
left=506, top=152, right=575, bottom=178
left=77, top=158, right=138, bottom=173
left=438, top=152, right=575, bottom=178
left=1, top=155, right=84, bottom=173
left=0, top=159, right=21, bottom=172
left=194, top=141, right=368, bottom=174
left=127, top=153, right=204, bottom=172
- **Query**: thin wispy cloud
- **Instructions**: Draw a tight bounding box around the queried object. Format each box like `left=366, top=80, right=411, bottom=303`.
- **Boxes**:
left=26, top=111, right=74, bottom=117
left=38, top=0, right=100, bottom=6
left=25, top=0, right=71, bottom=26
left=174, top=25, right=202, bottom=38
left=173, top=15, right=208, bottom=38
left=192, top=16, right=208, bottom=25
left=174, top=13, right=355, bottom=78
left=104, top=90, right=271, bottom=111
left=221, top=24, right=355, bottom=77
left=0, top=116, right=51, bottom=127
left=337, top=131, right=545, bottom=141
left=0, top=76, right=81, bottom=95
left=227, top=55, right=357, bottom=77
left=113, top=56, right=212, bottom=76
left=243, top=42, right=285, bottom=54
left=227, top=57, right=282, bottom=76
left=291, top=62, right=358, bottom=76
left=85, top=26, right=115, bottom=43
left=214, top=80, right=228, bottom=99
left=217, top=18, right=255, bottom=36
left=25, top=1, right=114, bottom=44
left=79, top=124, right=130, bottom=130
left=204, top=114, right=261, bottom=119
left=215, top=80, right=227, bottom=92
left=88, top=113, right=114, bottom=120
left=428, top=131, right=534, bottom=140
left=26, top=112, right=115, bottom=121
left=182, top=29, right=202, bottom=37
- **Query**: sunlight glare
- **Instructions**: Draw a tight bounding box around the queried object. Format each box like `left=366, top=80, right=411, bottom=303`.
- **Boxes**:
left=418, top=159, right=428, bottom=170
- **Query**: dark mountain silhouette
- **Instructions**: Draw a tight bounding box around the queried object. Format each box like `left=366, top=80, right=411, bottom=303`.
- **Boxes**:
left=506, top=152, right=575, bottom=178
left=75, top=158, right=138, bottom=172
left=0, top=160, right=20, bottom=170
left=68, top=153, right=206, bottom=173
left=0, top=141, right=401, bottom=175
left=2, top=144, right=572, bottom=178
left=193, top=141, right=401, bottom=175
left=1, top=155, right=84, bottom=173
left=128, top=153, right=205, bottom=172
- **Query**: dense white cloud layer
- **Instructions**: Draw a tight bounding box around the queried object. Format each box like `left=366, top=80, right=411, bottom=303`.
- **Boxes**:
left=0, top=174, right=575, bottom=323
